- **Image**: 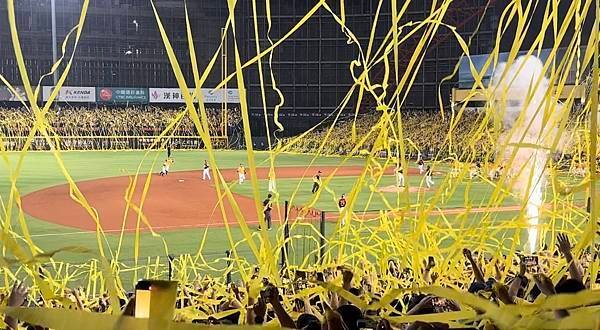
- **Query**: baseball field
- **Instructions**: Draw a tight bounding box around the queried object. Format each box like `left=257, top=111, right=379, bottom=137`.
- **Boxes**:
left=2, top=150, right=589, bottom=272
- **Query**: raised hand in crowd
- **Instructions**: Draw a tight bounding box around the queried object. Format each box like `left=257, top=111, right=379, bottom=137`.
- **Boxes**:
left=508, top=257, right=527, bottom=299
left=463, top=248, right=485, bottom=284
left=260, top=281, right=295, bottom=328
left=337, top=267, right=354, bottom=307
left=423, top=256, right=436, bottom=284
left=556, top=233, right=583, bottom=282
left=322, top=302, right=347, bottom=330
left=532, top=273, right=571, bottom=319
left=4, top=281, right=28, bottom=330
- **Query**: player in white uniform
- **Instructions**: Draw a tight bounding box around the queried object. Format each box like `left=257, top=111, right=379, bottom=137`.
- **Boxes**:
left=268, top=169, right=277, bottom=193
left=489, top=164, right=503, bottom=181
left=160, top=158, right=174, bottom=176
left=425, top=165, right=434, bottom=188
left=417, top=158, right=425, bottom=174
left=237, top=164, right=246, bottom=184
left=202, top=160, right=211, bottom=180
left=469, top=165, right=477, bottom=180
left=469, top=162, right=481, bottom=180
left=160, top=159, right=168, bottom=176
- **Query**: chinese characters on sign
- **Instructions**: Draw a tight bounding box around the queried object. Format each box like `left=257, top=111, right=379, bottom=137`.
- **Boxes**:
left=148, top=88, right=240, bottom=104
left=4, top=86, right=240, bottom=104
left=97, top=87, right=149, bottom=103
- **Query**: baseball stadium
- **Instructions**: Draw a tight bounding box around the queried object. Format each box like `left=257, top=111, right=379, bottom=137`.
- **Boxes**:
left=0, top=0, right=599, bottom=329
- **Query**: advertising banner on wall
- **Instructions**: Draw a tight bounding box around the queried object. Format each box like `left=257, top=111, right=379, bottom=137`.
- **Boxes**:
left=42, top=86, right=96, bottom=102
left=458, top=47, right=583, bottom=89
left=0, top=85, right=27, bottom=101
left=223, top=88, right=240, bottom=103
left=97, top=87, right=149, bottom=103
left=148, top=88, right=190, bottom=103
left=148, top=88, right=240, bottom=104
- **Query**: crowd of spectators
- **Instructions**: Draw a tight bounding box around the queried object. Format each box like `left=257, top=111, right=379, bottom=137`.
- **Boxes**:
left=0, top=105, right=242, bottom=150
left=1, top=233, right=599, bottom=329
left=282, top=114, right=381, bottom=155
left=1, top=106, right=580, bottom=159
left=282, top=109, right=493, bottom=159
left=0, top=105, right=243, bottom=137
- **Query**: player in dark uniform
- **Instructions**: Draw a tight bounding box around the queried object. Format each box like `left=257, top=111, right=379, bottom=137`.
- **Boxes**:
left=338, top=194, right=347, bottom=209
left=311, top=171, right=322, bottom=194
left=338, top=194, right=348, bottom=225
left=262, top=193, right=273, bottom=230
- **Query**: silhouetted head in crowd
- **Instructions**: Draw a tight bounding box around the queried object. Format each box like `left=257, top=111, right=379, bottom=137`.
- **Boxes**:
left=406, top=321, right=450, bottom=330
left=555, top=278, right=585, bottom=294
left=296, top=313, right=320, bottom=330
left=349, top=287, right=362, bottom=297
left=408, top=294, right=435, bottom=315
left=336, top=304, right=363, bottom=330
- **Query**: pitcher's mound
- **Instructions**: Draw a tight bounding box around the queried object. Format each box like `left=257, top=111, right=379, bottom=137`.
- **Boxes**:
left=377, top=185, right=431, bottom=193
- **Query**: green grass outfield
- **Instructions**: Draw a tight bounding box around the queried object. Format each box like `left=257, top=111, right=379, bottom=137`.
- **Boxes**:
left=0, top=150, right=365, bottom=266
left=0, top=150, right=589, bottom=268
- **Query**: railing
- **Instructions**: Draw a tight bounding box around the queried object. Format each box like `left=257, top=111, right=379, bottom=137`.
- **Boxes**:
left=282, top=201, right=327, bottom=268
left=0, top=135, right=229, bottom=150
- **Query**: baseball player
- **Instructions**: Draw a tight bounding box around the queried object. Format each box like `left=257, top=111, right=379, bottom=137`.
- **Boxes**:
left=165, top=158, right=174, bottom=175
left=577, top=163, right=587, bottom=177
left=488, top=165, right=497, bottom=181
left=450, top=161, right=461, bottom=178
left=268, top=169, right=277, bottom=193
left=338, top=194, right=347, bottom=225
left=160, top=158, right=174, bottom=176
left=202, top=160, right=211, bottom=180
left=425, top=165, right=434, bottom=188
left=396, top=164, right=405, bottom=187
left=160, top=159, right=168, bottom=176
left=497, top=164, right=505, bottom=180
left=311, top=171, right=322, bottom=194
left=417, top=158, right=425, bottom=174
left=237, top=164, right=246, bottom=184
left=262, top=193, right=273, bottom=230
left=469, top=162, right=481, bottom=180
left=489, top=164, right=504, bottom=181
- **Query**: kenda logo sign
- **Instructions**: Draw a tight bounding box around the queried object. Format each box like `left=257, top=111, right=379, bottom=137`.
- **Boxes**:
left=42, top=86, right=96, bottom=102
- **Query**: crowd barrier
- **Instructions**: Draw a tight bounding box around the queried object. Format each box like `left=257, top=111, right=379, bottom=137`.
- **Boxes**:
left=283, top=202, right=327, bottom=268
left=0, top=135, right=230, bottom=150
